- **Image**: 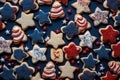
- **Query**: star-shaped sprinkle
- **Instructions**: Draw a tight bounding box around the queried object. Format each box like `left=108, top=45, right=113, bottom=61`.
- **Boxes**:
left=19, top=0, right=38, bottom=13
left=24, top=46, right=29, bottom=51
left=101, top=71, right=117, bottom=80
left=11, top=45, right=29, bottom=63
left=16, top=12, right=35, bottom=30
left=47, top=31, right=65, bottom=48
left=34, top=9, right=51, bottom=26
left=0, top=66, right=16, bottom=80
left=62, top=19, right=67, bottom=24
left=32, top=72, right=44, bottom=80
left=81, top=53, right=99, bottom=70
left=61, top=21, right=79, bottom=40
left=99, top=25, right=119, bottom=44
left=89, top=7, right=109, bottom=26
left=100, top=64, right=105, bottom=71
left=111, top=41, right=120, bottom=58
left=78, top=69, right=97, bottom=80
left=72, top=0, right=90, bottom=14
left=94, top=44, right=111, bottom=60
left=78, top=31, right=96, bottom=48
left=58, top=61, right=77, bottom=79
left=0, top=2, right=18, bottom=20
left=63, top=42, right=82, bottom=60
left=0, top=58, right=5, bottom=62
left=5, top=30, right=10, bottom=35
left=28, top=44, right=47, bottom=63
left=28, top=28, right=45, bottom=44
left=14, top=62, right=35, bottom=80
left=0, top=37, right=12, bottom=54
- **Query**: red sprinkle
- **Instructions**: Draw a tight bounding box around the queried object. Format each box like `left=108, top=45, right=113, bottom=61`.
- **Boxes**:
left=71, top=60, right=75, bottom=64
left=55, top=30, right=60, bottom=34
left=4, top=56, right=9, bottom=60
left=43, top=26, right=47, bottom=31
left=37, top=66, right=41, bottom=71
left=65, top=17, right=70, bottom=21
left=11, top=62, right=14, bottom=65
left=112, top=11, right=117, bottom=16
left=95, top=41, right=100, bottom=45
left=76, top=67, right=80, bottom=71
left=67, top=9, right=72, bottom=14
left=85, top=47, right=89, bottom=52
left=83, top=50, right=87, bottom=54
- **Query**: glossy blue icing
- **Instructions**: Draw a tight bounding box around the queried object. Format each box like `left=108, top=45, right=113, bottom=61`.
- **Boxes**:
left=16, top=64, right=32, bottom=80
left=29, top=28, right=45, bottom=44
left=0, top=67, right=16, bottom=80
left=0, top=3, right=15, bottom=20
left=62, top=21, right=78, bottom=38
left=14, top=48, right=27, bottom=61
left=21, top=0, right=36, bottom=11
left=115, top=13, right=120, bottom=25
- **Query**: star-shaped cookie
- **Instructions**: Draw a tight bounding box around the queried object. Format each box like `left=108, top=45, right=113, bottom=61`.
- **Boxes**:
left=101, top=71, right=117, bottom=80
left=78, top=31, right=96, bottom=48
left=72, top=0, right=90, bottom=14
left=0, top=66, right=16, bottom=80
left=99, top=25, right=119, bottom=44
left=94, top=44, right=111, bottom=60
left=63, top=42, right=82, bottom=60
left=47, top=31, right=65, bottom=48
left=28, top=28, right=45, bottom=44
left=58, top=61, right=77, bottom=79
left=111, top=41, right=120, bottom=58
left=34, top=9, right=51, bottom=26
left=16, top=12, right=35, bottom=30
left=11, top=45, right=29, bottom=63
left=28, top=44, right=47, bottom=63
left=0, top=37, right=12, bottom=54
left=32, top=72, right=44, bottom=80
left=14, top=62, right=35, bottom=80
left=89, top=7, right=109, bottom=26
left=81, top=53, right=99, bottom=70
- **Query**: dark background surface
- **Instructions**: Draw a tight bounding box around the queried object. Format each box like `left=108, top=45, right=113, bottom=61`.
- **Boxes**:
left=0, top=0, right=120, bottom=80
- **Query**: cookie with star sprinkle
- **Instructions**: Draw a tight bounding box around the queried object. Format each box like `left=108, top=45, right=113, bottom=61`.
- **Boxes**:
left=28, top=44, right=47, bottom=63
left=61, top=21, right=79, bottom=40
left=101, top=71, right=117, bottom=80
left=94, top=44, right=111, bottom=60
left=28, top=28, right=45, bottom=45
left=14, top=62, right=35, bottom=80
left=89, top=7, right=109, bottom=26
left=11, top=44, right=29, bottom=63
left=0, top=2, right=18, bottom=20
left=81, top=53, right=99, bottom=70
left=47, top=31, right=65, bottom=48
left=111, top=41, right=120, bottom=58
left=19, top=0, right=39, bottom=13
left=0, top=66, right=16, bottom=80
left=99, top=25, right=119, bottom=44
left=16, top=12, right=35, bottom=30
left=72, top=0, right=91, bottom=14
left=32, top=72, right=44, bottom=80
left=78, top=68, right=97, bottom=80
left=58, top=61, right=77, bottom=79
left=103, top=0, right=120, bottom=11
left=0, top=36, right=12, bottom=54
left=63, top=42, right=82, bottom=60
left=78, top=31, right=96, bottom=48
left=34, top=9, right=52, bottom=26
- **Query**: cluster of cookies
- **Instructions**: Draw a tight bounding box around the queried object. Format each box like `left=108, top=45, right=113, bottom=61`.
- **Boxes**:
left=0, top=0, right=120, bottom=80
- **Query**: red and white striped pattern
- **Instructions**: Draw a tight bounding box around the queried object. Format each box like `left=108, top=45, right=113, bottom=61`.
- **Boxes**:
left=108, top=61, right=120, bottom=75
left=12, top=26, right=27, bottom=44
left=42, top=61, right=56, bottom=79
left=50, top=1, right=64, bottom=19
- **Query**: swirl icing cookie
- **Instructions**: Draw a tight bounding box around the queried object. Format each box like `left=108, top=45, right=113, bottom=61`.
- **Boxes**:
left=12, top=25, right=27, bottom=44
left=19, top=0, right=39, bottom=13
left=0, top=2, right=18, bottom=20
left=74, top=14, right=91, bottom=33
left=42, top=61, right=56, bottom=79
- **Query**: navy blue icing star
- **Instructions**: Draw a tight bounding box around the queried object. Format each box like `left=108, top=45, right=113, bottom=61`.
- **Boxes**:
left=29, top=28, right=45, bottom=44
left=0, top=67, right=16, bottom=80
left=80, top=69, right=97, bottom=80
left=115, top=13, right=120, bottom=25
left=61, top=21, right=78, bottom=39
left=12, top=47, right=27, bottom=62
left=94, top=45, right=111, bottom=60
left=107, top=0, right=120, bottom=11
left=34, top=9, right=51, bottom=26
left=0, top=2, right=17, bottom=20
left=15, top=63, right=33, bottom=80
left=82, top=53, right=99, bottom=70
left=20, top=0, right=37, bottom=11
